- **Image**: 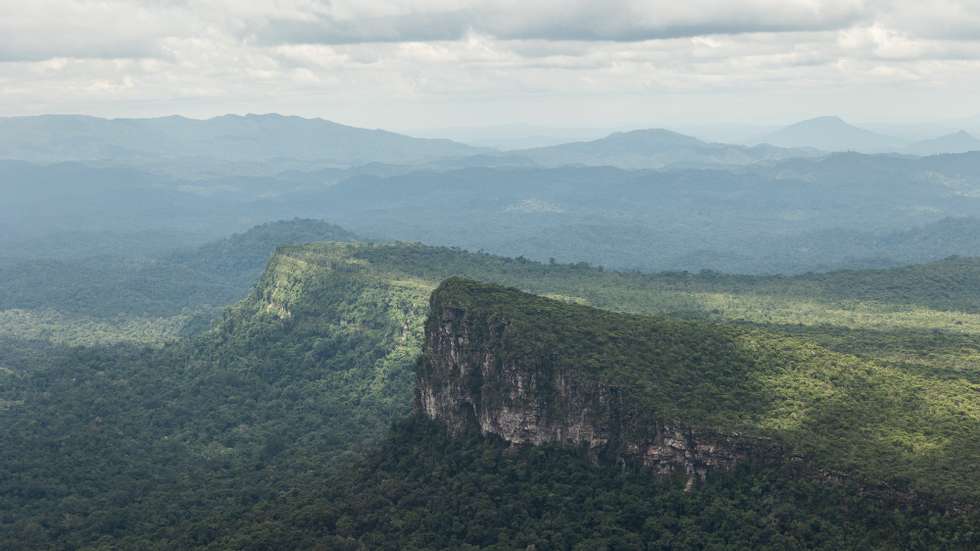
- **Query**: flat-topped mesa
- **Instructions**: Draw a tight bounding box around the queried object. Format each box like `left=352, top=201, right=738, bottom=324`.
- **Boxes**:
left=415, top=278, right=777, bottom=485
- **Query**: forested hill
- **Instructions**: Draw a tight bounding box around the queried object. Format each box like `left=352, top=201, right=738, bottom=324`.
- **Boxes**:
left=0, top=219, right=357, bottom=347
left=264, top=243, right=980, bottom=500
left=0, top=219, right=355, bottom=317
left=1, top=240, right=977, bottom=549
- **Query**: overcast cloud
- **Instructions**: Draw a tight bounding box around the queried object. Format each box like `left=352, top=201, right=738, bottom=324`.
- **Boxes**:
left=1, top=1, right=979, bottom=129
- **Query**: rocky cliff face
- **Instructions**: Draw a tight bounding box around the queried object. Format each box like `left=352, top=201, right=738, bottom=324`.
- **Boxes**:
left=416, top=279, right=775, bottom=487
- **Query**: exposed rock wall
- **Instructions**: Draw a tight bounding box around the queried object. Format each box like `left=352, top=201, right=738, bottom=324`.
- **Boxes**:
left=416, top=289, right=776, bottom=486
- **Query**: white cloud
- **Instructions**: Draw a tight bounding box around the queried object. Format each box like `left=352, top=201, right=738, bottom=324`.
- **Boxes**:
left=0, top=1, right=979, bottom=126
left=241, top=0, right=868, bottom=44
left=0, top=1, right=197, bottom=61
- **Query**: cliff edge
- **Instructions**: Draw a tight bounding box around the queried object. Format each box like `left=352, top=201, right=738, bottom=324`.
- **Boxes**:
left=415, top=278, right=778, bottom=486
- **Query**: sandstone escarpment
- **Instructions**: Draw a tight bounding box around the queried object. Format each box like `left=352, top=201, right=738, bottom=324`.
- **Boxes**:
left=415, top=278, right=776, bottom=486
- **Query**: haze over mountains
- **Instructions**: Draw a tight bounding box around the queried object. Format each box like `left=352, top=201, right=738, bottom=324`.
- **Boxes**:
left=3, top=114, right=980, bottom=178
left=4, top=113, right=980, bottom=548
left=754, top=115, right=980, bottom=155
left=757, top=116, right=906, bottom=153
left=5, top=112, right=980, bottom=275
left=498, top=128, right=819, bottom=169
left=0, top=113, right=486, bottom=171
left=904, top=130, right=980, bottom=156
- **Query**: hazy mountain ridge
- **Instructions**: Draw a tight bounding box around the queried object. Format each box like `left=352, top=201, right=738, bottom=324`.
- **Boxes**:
left=904, top=130, right=980, bottom=155
left=9, top=152, right=980, bottom=274
left=0, top=113, right=487, bottom=167
left=757, top=116, right=906, bottom=153
left=313, top=155, right=980, bottom=272
left=757, top=116, right=980, bottom=156
left=6, top=113, right=978, bottom=176
left=507, top=128, right=821, bottom=168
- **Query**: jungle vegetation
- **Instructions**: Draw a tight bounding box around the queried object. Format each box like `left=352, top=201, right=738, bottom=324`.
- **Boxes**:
left=2, top=238, right=978, bottom=549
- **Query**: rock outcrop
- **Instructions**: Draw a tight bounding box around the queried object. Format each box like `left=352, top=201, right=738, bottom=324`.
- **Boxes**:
left=415, top=279, right=776, bottom=487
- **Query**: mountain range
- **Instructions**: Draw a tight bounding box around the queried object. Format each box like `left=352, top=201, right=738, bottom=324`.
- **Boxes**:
left=506, top=128, right=818, bottom=168
left=8, top=149, right=980, bottom=274
left=904, top=130, right=980, bottom=155
left=3, top=114, right=980, bottom=176
left=0, top=113, right=486, bottom=167
left=756, top=116, right=906, bottom=153
left=756, top=115, right=980, bottom=155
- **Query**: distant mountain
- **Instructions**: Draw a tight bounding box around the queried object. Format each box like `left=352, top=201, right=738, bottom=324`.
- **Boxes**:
left=905, top=130, right=980, bottom=155
left=409, top=124, right=611, bottom=149
left=509, top=128, right=818, bottom=169
left=758, top=116, right=905, bottom=153
left=0, top=114, right=486, bottom=166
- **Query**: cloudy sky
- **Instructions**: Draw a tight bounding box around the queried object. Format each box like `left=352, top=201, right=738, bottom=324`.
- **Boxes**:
left=2, top=1, right=980, bottom=130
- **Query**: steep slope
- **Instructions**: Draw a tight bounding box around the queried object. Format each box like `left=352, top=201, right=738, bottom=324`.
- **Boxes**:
left=414, top=277, right=980, bottom=500
left=254, top=243, right=980, bottom=501
left=418, top=279, right=779, bottom=485
left=0, top=113, right=485, bottom=165
left=513, top=128, right=816, bottom=168
left=759, top=116, right=905, bottom=152
left=211, top=267, right=980, bottom=549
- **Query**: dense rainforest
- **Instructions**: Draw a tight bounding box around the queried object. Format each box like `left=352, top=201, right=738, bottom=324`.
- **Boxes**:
left=1, top=232, right=978, bottom=549
left=211, top=416, right=977, bottom=550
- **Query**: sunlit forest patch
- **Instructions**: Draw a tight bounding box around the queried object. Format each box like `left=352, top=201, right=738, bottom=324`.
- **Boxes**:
left=692, top=292, right=980, bottom=334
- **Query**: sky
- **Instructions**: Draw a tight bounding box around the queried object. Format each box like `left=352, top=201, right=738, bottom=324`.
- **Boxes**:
left=2, top=1, right=980, bottom=131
